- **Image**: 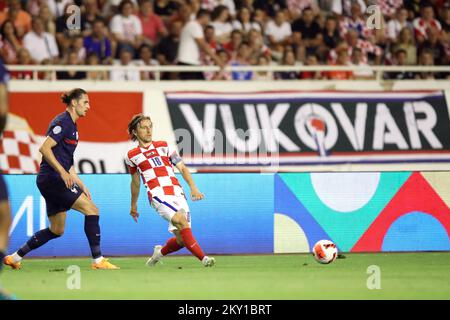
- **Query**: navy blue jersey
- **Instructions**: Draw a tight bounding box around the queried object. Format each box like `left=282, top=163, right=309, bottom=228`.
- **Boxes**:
left=39, top=111, right=78, bottom=176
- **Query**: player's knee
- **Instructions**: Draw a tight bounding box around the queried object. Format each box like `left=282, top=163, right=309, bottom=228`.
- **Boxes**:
left=172, top=210, right=189, bottom=229
left=50, top=226, right=64, bottom=236
left=86, top=203, right=99, bottom=216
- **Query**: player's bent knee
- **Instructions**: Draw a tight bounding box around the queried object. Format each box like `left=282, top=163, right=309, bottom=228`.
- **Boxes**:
left=50, top=227, right=64, bottom=236
left=172, top=210, right=189, bottom=229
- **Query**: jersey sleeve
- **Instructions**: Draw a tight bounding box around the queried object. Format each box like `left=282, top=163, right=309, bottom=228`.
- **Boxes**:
left=168, top=143, right=182, bottom=166
left=47, top=121, right=68, bottom=144
left=125, top=151, right=137, bottom=174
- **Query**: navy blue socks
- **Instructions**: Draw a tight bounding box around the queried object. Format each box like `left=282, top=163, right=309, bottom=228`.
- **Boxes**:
left=17, top=228, right=60, bottom=257
left=84, top=215, right=102, bottom=259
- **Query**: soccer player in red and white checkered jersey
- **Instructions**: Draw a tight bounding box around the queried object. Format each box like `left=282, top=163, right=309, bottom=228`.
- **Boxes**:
left=126, top=114, right=215, bottom=267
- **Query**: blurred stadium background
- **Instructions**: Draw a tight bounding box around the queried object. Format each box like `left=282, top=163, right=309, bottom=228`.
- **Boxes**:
left=0, top=0, right=449, bottom=299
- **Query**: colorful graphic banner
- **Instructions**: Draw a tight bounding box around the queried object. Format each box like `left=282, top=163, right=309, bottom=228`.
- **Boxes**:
left=166, top=91, right=450, bottom=167
left=4, top=172, right=450, bottom=257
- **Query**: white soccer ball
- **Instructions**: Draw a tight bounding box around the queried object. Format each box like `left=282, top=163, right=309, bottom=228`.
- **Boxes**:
left=312, top=240, right=338, bottom=264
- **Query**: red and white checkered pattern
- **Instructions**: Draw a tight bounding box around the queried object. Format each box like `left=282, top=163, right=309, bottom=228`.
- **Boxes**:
left=377, top=0, right=403, bottom=18
left=0, top=130, right=40, bottom=174
left=125, top=141, right=183, bottom=199
left=413, top=17, right=442, bottom=39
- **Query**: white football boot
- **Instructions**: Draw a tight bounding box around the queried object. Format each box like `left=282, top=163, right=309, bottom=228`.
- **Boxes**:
left=146, top=245, right=163, bottom=267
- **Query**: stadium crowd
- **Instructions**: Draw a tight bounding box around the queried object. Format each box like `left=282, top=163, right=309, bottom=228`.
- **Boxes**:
left=0, top=0, right=448, bottom=80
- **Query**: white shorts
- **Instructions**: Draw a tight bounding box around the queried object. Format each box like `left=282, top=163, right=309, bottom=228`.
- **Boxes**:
left=150, top=195, right=191, bottom=233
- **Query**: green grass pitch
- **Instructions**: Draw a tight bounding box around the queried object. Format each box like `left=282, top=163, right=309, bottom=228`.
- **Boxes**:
left=1, top=252, right=449, bottom=299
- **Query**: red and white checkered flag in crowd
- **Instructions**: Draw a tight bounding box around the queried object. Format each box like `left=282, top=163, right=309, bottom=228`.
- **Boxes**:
left=0, top=113, right=41, bottom=174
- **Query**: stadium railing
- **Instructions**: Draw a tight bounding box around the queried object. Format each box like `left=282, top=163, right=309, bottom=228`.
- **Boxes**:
left=5, top=65, right=450, bottom=81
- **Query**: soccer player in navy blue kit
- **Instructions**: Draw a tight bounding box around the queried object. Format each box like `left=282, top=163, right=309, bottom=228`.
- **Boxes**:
left=3, top=88, right=119, bottom=270
left=0, top=60, right=13, bottom=298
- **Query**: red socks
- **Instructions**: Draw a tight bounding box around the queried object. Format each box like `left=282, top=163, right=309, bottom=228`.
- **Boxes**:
left=180, top=228, right=205, bottom=261
left=161, top=237, right=183, bottom=256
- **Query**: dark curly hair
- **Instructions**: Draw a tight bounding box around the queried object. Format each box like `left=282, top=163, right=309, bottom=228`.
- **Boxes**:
left=61, top=88, right=87, bottom=106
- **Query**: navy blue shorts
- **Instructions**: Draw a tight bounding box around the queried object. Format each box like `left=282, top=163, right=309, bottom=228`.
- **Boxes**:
left=36, top=174, right=83, bottom=217
left=0, top=175, right=8, bottom=201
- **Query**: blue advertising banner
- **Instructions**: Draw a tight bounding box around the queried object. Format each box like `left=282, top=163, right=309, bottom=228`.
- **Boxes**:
left=5, top=174, right=274, bottom=257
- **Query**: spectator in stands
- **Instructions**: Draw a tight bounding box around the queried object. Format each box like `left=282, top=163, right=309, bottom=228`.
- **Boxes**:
left=38, top=4, right=56, bottom=35
left=155, top=19, right=182, bottom=66
left=83, top=19, right=113, bottom=64
left=230, top=41, right=253, bottom=80
left=387, top=7, right=411, bottom=43
left=211, top=5, right=233, bottom=44
left=211, top=49, right=231, bottom=80
left=384, top=48, right=414, bottom=80
left=414, top=48, right=438, bottom=80
left=392, top=27, right=417, bottom=65
left=136, top=44, right=159, bottom=80
left=202, top=0, right=237, bottom=17
left=350, top=47, right=374, bottom=80
left=413, top=3, right=442, bottom=44
left=0, top=20, right=22, bottom=64
left=286, top=0, right=320, bottom=20
left=9, top=48, right=35, bottom=79
left=139, top=0, right=167, bottom=46
left=265, top=10, right=292, bottom=48
left=252, top=55, right=273, bottom=80
left=110, top=47, right=141, bottom=81
left=110, top=0, right=144, bottom=57
left=404, top=0, right=422, bottom=20
left=419, top=26, right=446, bottom=65
left=321, top=15, right=340, bottom=50
left=26, top=0, right=48, bottom=16
left=292, top=7, right=322, bottom=56
left=57, top=50, right=87, bottom=80
left=335, top=29, right=383, bottom=65
left=23, top=17, right=59, bottom=64
left=85, top=52, right=108, bottom=81
left=253, top=0, right=287, bottom=18
left=439, top=6, right=450, bottom=33
left=323, top=47, right=353, bottom=80
left=177, top=9, right=224, bottom=80
left=300, top=53, right=322, bottom=79
left=275, top=49, right=300, bottom=80
left=72, top=35, right=86, bottom=63
left=232, top=6, right=261, bottom=34
left=330, top=0, right=366, bottom=17
left=154, top=0, right=179, bottom=23
left=338, top=1, right=368, bottom=39
left=47, top=0, right=73, bottom=19
left=248, top=28, right=271, bottom=60
left=0, top=0, right=32, bottom=39
left=81, top=0, right=104, bottom=36
left=222, top=29, right=243, bottom=57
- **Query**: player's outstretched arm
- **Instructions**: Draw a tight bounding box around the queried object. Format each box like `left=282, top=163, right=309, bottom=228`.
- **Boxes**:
left=175, top=161, right=204, bottom=201
left=39, top=137, right=75, bottom=189
left=130, top=170, right=140, bottom=222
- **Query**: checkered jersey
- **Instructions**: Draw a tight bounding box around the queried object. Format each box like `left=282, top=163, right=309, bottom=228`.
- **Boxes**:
left=125, top=141, right=183, bottom=199
left=0, top=130, right=40, bottom=174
